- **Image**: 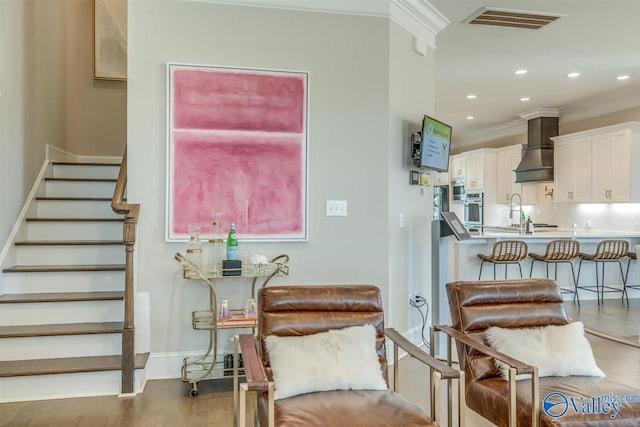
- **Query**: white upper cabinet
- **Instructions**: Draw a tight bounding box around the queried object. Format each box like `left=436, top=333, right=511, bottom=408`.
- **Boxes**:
left=449, top=149, right=497, bottom=199
left=431, top=171, right=450, bottom=186
left=591, top=129, right=631, bottom=202
left=451, top=156, right=465, bottom=179
left=554, top=137, right=592, bottom=202
left=464, top=152, right=484, bottom=191
left=496, top=145, right=537, bottom=204
left=553, top=122, right=640, bottom=203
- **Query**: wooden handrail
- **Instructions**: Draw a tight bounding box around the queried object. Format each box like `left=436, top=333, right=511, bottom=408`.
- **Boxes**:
left=111, top=146, right=140, bottom=395
left=111, top=146, right=139, bottom=221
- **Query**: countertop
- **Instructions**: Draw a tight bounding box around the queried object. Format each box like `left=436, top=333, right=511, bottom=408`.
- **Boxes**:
left=468, top=229, right=640, bottom=240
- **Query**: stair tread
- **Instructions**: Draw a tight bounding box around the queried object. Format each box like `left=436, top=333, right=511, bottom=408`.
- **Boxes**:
left=51, top=162, right=121, bottom=167
left=44, top=177, right=117, bottom=182
left=0, top=292, right=124, bottom=303
left=3, top=264, right=126, bottom=273
left=36, top=196, right=124, bottom=201
left=0, top=353, right=148, bottom=377
left=0, top=322, right=124, bottom=338
left=15, top=240, right=124, bottom=246
left=26, top=217, right=124, bottom=222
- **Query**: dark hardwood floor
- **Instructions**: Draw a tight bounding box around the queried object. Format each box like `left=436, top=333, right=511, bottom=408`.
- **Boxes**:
left=2, top=299, right=638, bottom=427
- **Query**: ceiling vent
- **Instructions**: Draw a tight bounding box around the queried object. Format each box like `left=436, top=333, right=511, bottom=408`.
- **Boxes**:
left=464, top=7, right=564, bottom=30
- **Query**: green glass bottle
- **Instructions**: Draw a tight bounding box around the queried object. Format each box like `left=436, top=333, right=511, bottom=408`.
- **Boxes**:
left=226, top=223, right=239, bottom=260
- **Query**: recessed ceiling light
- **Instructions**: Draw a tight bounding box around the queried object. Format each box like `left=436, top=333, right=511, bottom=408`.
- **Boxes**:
left=617, top=75, right=630, bottom=80
left=466, top=94, right=477, bottom=99
left=466, top=116, right=475, bottom=120
left=520, top=97, right=530, bottom=102
left=515, top=69, right=527, bottom=75
left=567, top=72, right=581, bottom=78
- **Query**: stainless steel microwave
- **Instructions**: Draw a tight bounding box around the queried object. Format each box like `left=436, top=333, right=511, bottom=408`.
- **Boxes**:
left=451, top=178, right=465, bottom=201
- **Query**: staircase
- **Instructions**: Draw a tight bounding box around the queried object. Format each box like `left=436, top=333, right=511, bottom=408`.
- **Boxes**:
left=0, top=161, right=148, bottom=402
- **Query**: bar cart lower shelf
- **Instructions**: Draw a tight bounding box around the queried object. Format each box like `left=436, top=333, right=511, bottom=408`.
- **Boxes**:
left=174, top=253, right=289, bottom=405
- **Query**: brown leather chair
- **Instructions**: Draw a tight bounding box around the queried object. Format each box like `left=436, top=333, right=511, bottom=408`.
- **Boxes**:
left=238, top=284, right=463, bottom=427
left=434, top=279, right=640, bottom=427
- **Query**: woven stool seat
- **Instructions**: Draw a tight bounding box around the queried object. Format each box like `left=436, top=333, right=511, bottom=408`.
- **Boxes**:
left=577, top=240, right=629, bottom=306
left=477, top=240, right=528, bottom=280
left=529, top=239, right=580, bottom=305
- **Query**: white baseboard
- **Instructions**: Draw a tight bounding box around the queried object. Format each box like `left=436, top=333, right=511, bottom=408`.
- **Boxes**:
left=0, top=159, right=48, bottom=270
left=146, top=350, right=208, bottom=380
left=46, top=144, right=121, bottom=163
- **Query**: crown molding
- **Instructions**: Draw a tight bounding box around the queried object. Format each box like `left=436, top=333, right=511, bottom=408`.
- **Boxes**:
left=183, top=0, right=449, bottom=49
left=456, top=85, right=640, bottom=147
left=518, top=108, right=559, bottom=120
left=389, top=0, right=450, bottom=49
left=454, top=119, right=526, bottom=149
left=559, top=84, right=640, bottom=124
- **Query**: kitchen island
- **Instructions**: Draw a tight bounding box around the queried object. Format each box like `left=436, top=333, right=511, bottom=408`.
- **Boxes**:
left=449, top=229, right=640, bottom=301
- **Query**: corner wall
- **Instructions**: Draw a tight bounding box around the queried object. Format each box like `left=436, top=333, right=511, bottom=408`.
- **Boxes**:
left=387, top=22, right=436, bottom=337
left=128, top=1, right=395, bottom=358
left=0, top=0, right=26, bottom=247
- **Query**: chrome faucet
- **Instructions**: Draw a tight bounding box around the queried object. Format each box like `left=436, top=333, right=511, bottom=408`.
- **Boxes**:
left=509, top=193, right=524, bottom=234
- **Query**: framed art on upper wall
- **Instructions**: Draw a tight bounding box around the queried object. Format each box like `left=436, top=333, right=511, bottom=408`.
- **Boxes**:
left=93, top=0, right=127, bottom=81
left=166, top=63, right=309, bottom=242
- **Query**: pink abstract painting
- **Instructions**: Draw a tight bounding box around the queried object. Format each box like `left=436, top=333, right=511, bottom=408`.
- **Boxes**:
left=167, top=64, right=308, bottom=241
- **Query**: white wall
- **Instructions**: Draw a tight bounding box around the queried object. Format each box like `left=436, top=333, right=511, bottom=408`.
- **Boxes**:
left=387, top=22, right=436, bottom=337
left=0, top=0, right=26, bottom=247
left=128, top=1, right=418, bottom=358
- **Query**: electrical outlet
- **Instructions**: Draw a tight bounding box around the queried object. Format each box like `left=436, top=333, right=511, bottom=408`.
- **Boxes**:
left=326, top=200, right=348, bottom=217
left=409, top=294, right=424, bottom=304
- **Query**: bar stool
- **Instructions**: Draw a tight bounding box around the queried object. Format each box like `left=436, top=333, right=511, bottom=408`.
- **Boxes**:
left=624, top=251, right=638, bottom=294
left=576, top=239, right=629, bottom=306
left=477, top=240, right=528, bottom=280
left=529, top=239, right=580, bottom=306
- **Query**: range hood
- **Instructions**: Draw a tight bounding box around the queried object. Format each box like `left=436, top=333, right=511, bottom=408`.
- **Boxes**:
left=514, top=111, right=559, bottom=183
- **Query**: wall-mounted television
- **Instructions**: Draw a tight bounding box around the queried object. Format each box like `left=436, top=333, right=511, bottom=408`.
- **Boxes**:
left=419, top=115, right=452, bottom=172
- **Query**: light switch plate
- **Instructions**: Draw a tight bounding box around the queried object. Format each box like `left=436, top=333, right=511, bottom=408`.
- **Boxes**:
left=326, top=200, right=348, bottom=216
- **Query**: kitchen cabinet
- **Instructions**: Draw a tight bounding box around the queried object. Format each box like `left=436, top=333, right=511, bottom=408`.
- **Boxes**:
left=591, top=129, right=630, bottom=202
left=553, top=122, right=640, bottom=203
left=451, top=156, right=465, bottom=179
left=431, top=171, right=449, bottom=186
left=464, top=152, right=483, bottom=191
left=495, top=145, right=537, bottom=204
left=449, top=149, right=497, bottom=197
left=554, top=137, right=592, bottom=202
left=450, top=151, right=486, bottom=191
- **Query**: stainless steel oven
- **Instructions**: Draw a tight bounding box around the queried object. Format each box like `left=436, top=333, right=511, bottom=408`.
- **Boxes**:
left=464, top=192, right=483, bottom=230
left=451, top=178, right=465, bottom=202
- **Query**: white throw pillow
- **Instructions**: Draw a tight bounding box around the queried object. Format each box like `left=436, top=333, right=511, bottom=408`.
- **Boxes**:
left=264, top=324, right=388, bottom=400
left=485, top=321, right=605, bottom=381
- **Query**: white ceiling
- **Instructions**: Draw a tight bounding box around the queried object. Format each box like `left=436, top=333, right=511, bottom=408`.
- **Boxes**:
left=428, top=0, right=640, bottom=145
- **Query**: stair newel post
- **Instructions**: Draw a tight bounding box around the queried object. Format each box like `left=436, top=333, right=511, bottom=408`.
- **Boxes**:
left=112, top=147, right=141, bottom=396
left=121, top=211, right=137, bottom=394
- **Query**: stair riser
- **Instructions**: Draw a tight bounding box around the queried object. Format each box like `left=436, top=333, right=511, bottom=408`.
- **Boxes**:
left=0, top=369, right=146, bottom=403
left=16, top=245, right=125, bottom=265
left=52, top=165, right=120, bottom=179
left=27, top=221, right=123, bottom=240
left=0, top=334, right=121, bottom=361
left=1, top=271, right=125, bottom=294
left=45, top=181, right=117, bottom=198
left=36, top=200, right=121, bottom=218
left=0, top=301, right=123, bottom=326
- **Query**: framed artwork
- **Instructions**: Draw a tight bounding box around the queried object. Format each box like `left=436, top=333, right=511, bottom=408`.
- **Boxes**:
left=166, top=63, right=309, bottom=242
left=93, top=0, right=127, bottom=81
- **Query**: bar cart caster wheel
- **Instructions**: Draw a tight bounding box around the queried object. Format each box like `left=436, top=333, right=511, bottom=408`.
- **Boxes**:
left=190, top=386, right=199, bottom=397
